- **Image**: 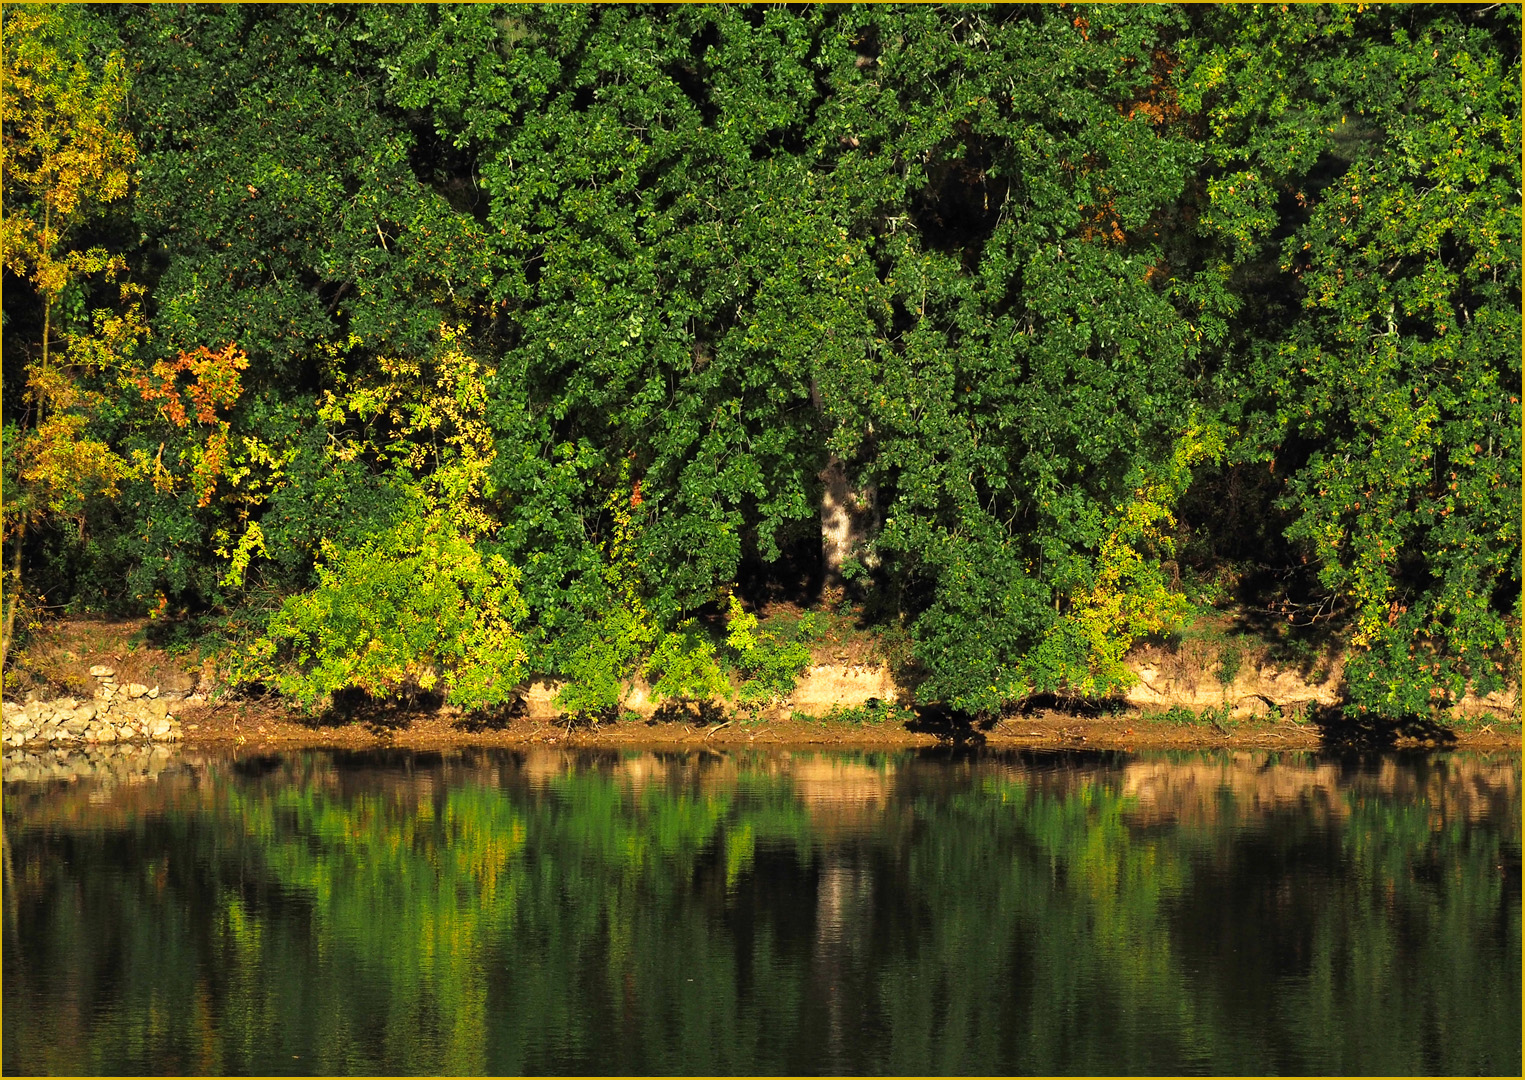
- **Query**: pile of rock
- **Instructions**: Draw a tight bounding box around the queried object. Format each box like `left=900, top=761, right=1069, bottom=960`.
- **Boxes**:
left=2, top=665, right=184, bottom=748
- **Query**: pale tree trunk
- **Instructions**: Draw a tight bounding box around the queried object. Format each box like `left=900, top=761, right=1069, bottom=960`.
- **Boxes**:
left=812, top=378, right=879, bottom=595
left=819, top=454, right=877, bottom=592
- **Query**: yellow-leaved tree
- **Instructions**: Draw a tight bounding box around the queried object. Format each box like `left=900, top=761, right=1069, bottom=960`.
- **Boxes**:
left=242, top=325, right=531, bottom=712
left=1030, top=419, right=1230, bottom=699
left=1, top=5, right=140, bottom=668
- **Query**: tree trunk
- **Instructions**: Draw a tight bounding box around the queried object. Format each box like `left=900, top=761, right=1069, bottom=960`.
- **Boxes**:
left=819, top=453, right=878, bottom=593
left=810, top=377, right=880, bottom=597
left=1, top=524, right=23, bottom=677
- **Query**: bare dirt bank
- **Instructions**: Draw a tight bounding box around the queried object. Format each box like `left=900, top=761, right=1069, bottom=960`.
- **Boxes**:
left=6, top=616, right=1519, bottom=756
left=163, top=696, right=1518, bottom=755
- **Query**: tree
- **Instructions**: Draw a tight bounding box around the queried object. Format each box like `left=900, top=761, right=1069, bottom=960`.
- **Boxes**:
left=1, top=4, right=138, bottom=668
left=93, top=4, right=498, bottom=614
left=792, top=4, right=1209, bottom=711
left=1180, top=3, right=1521, bottom=718
left=4, top=4, right=1515, bottom=726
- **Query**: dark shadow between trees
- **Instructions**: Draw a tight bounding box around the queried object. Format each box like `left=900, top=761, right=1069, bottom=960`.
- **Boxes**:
left=905, top=703, right=986, bottom=746
left=1228, top=604, right=1349, bottom=681
left=300, top=685, right=440, bottom=735
left=1308, top=702, right=1459, bottom=750
left=452, top=695, right=527, bottom=733
left=1011, top=692, right=1127, bottom=719
left=651, top=698, right=727, bottom=727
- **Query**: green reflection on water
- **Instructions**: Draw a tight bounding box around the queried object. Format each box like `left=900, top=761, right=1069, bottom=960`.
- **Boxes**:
left=3, top=748, right=1519, bottom=1076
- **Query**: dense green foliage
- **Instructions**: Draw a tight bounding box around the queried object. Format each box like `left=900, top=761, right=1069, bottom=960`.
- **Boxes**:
left=2, top=4, right=1518, bottom=720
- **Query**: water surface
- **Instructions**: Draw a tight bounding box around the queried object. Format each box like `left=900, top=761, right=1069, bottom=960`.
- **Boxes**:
left=3, top=746, right=1519, bottom=1075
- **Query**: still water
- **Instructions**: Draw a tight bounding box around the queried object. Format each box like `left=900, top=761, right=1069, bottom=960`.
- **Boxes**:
left=3, top=746, right=1519, bottom=1076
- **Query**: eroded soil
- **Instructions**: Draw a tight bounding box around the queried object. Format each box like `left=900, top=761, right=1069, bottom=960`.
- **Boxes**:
left=166, top=695, right=1518, bottom=755
left=8, top=616, right=1519, bottom=756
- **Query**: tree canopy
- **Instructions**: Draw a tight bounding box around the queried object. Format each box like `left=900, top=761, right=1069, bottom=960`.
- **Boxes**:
left=2, top=3, right=1518, bottom=723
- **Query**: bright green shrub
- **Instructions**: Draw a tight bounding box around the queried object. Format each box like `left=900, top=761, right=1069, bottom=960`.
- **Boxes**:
left=550, top=603, right=652, bottom=724
left=724, top=596, right=815, bottom=708
left=648, top=622, right=731, bottom=707
left=823, top=699, right=914, bottom=726
left=247, top=505, right=527, bottom=711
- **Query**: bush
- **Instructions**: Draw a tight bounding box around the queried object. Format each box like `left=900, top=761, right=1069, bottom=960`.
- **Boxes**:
left=551, top=603, right=654, bottom=724
left=647, top=620, right=731, bottom=707
left=823, top=698, right=915, bottom=726
left=245, top=506, right=528, bottom=711
left=1148, top=706, right=1200, bottom=726
left=725, top=596, right=815, bottom=708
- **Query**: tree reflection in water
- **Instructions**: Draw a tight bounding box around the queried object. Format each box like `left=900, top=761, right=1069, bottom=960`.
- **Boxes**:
left=2, top=747, right=1519, bottom=1076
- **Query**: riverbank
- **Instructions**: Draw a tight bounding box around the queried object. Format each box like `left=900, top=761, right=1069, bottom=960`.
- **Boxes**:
left=159, top=694, right=1516, bottom=754
left=5, top=616, right=1519, bottom=755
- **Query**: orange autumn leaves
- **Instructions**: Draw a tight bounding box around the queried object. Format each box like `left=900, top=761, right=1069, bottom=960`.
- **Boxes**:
left=2, top=5, right=248, bottom=538
left=1078, top=49, right=1184, bottom=248
left=8, top=340, right=250, bottom=526
left=132, top=343, right=250, bottom=507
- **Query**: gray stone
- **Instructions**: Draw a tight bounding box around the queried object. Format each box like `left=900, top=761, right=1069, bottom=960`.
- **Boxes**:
left=89, top=665, right=115, bottom=678
left=73, top=704, right=96, bottom=723
left=24, top=701, right=44, bottom=722
left=126, top=683, right=149, bottom=700
left=149, top=699, right=169, bottom=721
left=148, top=686, right=160, bottom=699
left=63, top=717, right=90, bottom=733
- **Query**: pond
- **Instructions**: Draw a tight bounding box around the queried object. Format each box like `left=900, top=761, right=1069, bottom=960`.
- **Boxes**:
left=3, top=745, right=1519, bottom=1076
